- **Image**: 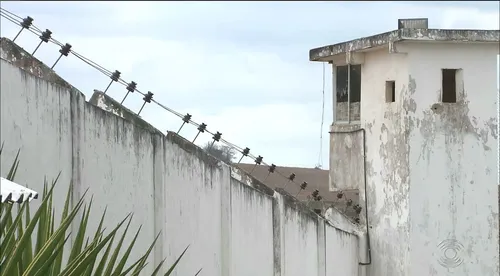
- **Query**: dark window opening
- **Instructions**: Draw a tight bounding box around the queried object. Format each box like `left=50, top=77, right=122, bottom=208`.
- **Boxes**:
left=336, top=64, right=361, bottom=103
left=442, top=69, right=457, bottom=103
left=385, top=81, right=395, bottom=103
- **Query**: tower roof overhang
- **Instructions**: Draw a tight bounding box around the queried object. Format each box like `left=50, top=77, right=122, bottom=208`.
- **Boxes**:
left=309, top=28, right=500, bottom=62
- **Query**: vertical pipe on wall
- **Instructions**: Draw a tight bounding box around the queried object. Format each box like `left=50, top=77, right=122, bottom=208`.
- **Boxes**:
left=331, top=62, right=337, bottom=124
left=347, top=63, right=351, bottom=124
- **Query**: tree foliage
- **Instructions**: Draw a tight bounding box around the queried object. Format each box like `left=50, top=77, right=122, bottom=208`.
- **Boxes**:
left=202, top=142, right=236, bottom=164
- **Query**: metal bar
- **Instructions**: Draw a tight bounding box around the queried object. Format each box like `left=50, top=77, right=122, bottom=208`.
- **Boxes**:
left=305, top=199, right=313, bottom=208
left=32, top=41, right=43, bottom=55
left=208, top=140, right=215, bottom=150
left=192, top=131, right=201, bottom=143
left=137, top=101, right=147, bottom=115
left=332, top=63, right=337, bottom=123
left=104, top=80, right=113, bottom=94
left=51, top=54, right=63, bottom=69
left=13, top=28, right=23, bottom=42
left=237, top=155, right=245, bottom=163
left=177, top=122, right=186, bottom=134
left=250, top=164, right=257, bottom=174
left=347, top=63, right=351, bottom=124
left=264, top=172, right=271, bottom=182
left=120, top=91, right=130, bottom=105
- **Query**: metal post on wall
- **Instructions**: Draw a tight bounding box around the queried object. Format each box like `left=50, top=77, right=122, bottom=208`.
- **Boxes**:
left=347, top=63, right=351, bottom=124
left=331, top=61, right=337, bottom=123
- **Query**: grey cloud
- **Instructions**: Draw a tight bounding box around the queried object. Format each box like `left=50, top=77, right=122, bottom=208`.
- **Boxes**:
left=0, top=1, right=496, bottom=168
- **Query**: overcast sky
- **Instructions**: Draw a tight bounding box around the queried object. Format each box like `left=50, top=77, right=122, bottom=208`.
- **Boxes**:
left=1, top=1, right=498, bottom=169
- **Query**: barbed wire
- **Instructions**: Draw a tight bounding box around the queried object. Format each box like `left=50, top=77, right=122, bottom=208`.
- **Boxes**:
left=0, top=8, right=360, bottom=220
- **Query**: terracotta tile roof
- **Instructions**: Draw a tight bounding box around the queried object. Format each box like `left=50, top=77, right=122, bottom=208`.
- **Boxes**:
left=236, top=164, right=359, bottom=218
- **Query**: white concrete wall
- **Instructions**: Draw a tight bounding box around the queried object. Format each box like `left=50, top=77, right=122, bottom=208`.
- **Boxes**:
left=362, top=48, right=412, bottom=276
left=329, top=41, right=499, bottom=276
left=0, top=45, right=360, bottom=276
left=229, top=178, right=274, bottom=276
left=0, top=60, right=73, bottom=220
left=79, top=103, right=158, bottom=270
left=325, top=226, right=359, bottom=276
left=282, top=205, right=319, bottom=276
left=161, top=136, right=228, bottom=276
left=405, top=42, right=499, bottom=276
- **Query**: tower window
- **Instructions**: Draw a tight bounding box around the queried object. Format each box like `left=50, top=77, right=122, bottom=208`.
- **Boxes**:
left=336, top=64, right=361, bottom=103
left=385, top=81, right=395, bottom=103
left=442, top=69, right=458, bottom=103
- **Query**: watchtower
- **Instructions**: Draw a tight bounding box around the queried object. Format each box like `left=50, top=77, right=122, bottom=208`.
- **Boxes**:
left=310, top=18, right=499, bottom=276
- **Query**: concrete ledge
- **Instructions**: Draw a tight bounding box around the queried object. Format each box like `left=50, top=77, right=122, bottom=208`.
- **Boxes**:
left=89, top=90, right=163, bottom=136
left=276, top=187, right=322, bottom=220
left=0, top=37, right=85, bottom=99
left=230, top=166, right=275, bottom=197
left=166, top=131, right=223, bottom=171
left=310, top=29, right=500, bottom=61
left=330, top=123, right=362, bottom=133
left=325, top=207, right=363, bottom=235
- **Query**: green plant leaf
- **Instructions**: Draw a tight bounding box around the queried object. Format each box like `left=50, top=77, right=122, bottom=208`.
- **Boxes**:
left=6, top=149, right=21, bottom=181
left=111, top=224, right=142, bottom=275
left=23, top=202, right=33, bottom=270
left=50, top=181, right=74, bottom=276
left=0, top=151, right=191, bottom=276
left=150, top=258, right=166, bottom=276
left=103, top=215, right=133, bottom=276
left=35, top=180, right=49, bottom=254
left=61, top=215, right=131, bottom=276
left=132, top=231, right=161, bottom=275
left=164, top=246, right=189, bottom=276
left=31, top=234, right=71, bottom=276
left=68, top=197, right=93, bottom=263
left=84, top=206, right=108, bottom=276
left=0, top=202, right=27, bottom=264
left=16, top=202, right=27, bottom=274
left=117, top=257, right=144, bottom=276
left=93, top=233, right=116, bottom=276
left=21, top=192, right=86, bottom=276
left=1, top=178, right=58, bottom=275
left=0, top=203, right=14, bottom=240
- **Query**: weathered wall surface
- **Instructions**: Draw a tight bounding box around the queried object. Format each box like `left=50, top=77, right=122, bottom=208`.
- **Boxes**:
left=336, top=102, right=361, bottom=122
left=0, top=60, right=74, bottom=220
left=79, top=103, right=158, bottom=265
left=329, top=123, right=365, bottom=192
left=325, top=226, right=359, bottom=276
left=405, top=42, right=499, bottom=276
left=360, top=48, right=411, bottom=276
left=329, top=42, right=499, bottom=276
left=282, top=202, right=319, bottom=275
left=330, top=48, right=411, bottom=276
left=229, top=177, right=275, bottom=276
left=0, top=39, right=360, bottom=276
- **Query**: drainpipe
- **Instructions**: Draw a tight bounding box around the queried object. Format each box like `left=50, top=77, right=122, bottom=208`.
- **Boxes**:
left=331, top=62, right=337, bottom=123
left=347, top=63, right=351, bottom=124
left=329, top=128, right=372, bottom=267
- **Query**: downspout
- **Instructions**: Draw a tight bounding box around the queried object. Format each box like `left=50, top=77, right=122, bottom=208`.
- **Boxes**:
left=329, top=128, right=372, bottom=266
left=330, top=59, right=371, bottom=265
left=347, top=63, right=351, bottom=123
left=331, top=61, right=337, bottom=123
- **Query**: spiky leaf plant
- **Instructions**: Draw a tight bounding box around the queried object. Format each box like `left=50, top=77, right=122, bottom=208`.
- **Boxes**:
left=0, top=145, right=194, bottom=276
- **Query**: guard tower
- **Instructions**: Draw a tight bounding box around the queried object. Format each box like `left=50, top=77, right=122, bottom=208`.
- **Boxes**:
left=309, top=18, right=499, bottom=276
